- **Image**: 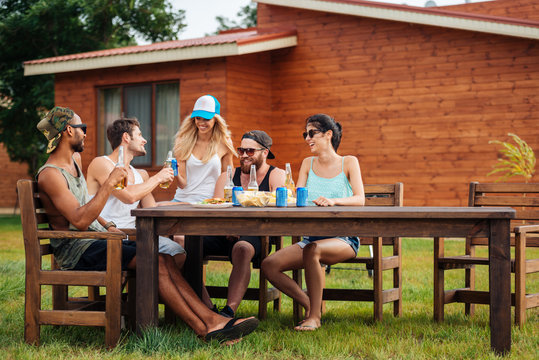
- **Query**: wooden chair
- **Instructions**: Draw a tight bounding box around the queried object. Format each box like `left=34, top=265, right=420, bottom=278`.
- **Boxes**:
left=292, top=183, right=403, bottom=323
left=204, top=236, right=282, bottom=319
left=434, top=182, right=539, bottom=327
left=17, top=179, right=135, bottom=348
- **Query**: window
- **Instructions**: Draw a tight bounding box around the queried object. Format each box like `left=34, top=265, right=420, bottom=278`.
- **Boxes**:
left=97, top=82, right=179, bottom=167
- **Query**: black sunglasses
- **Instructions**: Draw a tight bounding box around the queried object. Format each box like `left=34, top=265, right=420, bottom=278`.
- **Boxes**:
left=69, top=123, right=87, bottom=134
left=237, top=147, right=265, bottom=156
left=302, top=129, right=322, bottom=139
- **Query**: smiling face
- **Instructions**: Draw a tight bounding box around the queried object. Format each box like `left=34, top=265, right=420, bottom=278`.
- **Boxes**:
left=194, top=116, right=215, bottom=135
left=239, top=138, right=266, bottom=173
left=127, top=126, right=147, bottom=157
left=304, top=123, right=327, bottom=153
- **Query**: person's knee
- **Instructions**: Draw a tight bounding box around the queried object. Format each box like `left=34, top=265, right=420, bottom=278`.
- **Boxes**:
left=303, top=242, right=320, bottom=259
left=231, top=241, right=255, bottom=262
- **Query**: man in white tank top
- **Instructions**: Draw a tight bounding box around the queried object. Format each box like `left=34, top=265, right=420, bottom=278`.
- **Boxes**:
left=87, top=118, right=185, bottom=268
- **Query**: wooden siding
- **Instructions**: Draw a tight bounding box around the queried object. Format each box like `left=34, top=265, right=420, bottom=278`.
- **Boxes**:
left=226, top=53, right=273, bottom=157
left=258, top=4, right=539, bottom=206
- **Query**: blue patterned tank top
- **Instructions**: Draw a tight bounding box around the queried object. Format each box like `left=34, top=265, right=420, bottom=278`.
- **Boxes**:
left=305, top=157, right=353, bottom=205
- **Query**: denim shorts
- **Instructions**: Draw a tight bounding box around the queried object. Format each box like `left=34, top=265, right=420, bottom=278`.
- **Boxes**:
left=298, top=236, right=360, bottom=255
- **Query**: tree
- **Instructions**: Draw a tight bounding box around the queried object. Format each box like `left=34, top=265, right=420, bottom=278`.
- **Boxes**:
left=0, top=0, right=186, bottom=176
left=213, top=2, right=257, bottom=34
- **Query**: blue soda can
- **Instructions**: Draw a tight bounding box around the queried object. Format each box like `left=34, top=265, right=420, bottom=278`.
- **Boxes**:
left=232, top=186, right=243, bottom=206
left=171, top=158, right=178, bottom=176
left=296, top=187, right=308, bottom=207
left=276, top=187, right=288, bottom=207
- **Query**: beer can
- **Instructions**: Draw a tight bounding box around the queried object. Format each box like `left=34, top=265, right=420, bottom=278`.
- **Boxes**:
left=232, top=186, right=243, bottom=206
left=171, top=158, right=178, bottom=176
left=276, top=187, right=288, bottom=207
left=296, top=187, right=308, bottom=207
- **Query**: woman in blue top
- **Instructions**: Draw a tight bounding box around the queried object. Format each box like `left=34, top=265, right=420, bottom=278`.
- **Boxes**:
left=262, top=113, right=365, bottom=331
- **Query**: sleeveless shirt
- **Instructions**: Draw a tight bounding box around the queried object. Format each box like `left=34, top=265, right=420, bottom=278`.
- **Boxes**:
left=36, top=160, right=106, bottom=270
left=233, top=165, right=275, bottom=191
left=95, top=156, right=143, bottom=228
left=305, top=157, right=353, bottom=204
left=173, top=153, right=221, bottom=203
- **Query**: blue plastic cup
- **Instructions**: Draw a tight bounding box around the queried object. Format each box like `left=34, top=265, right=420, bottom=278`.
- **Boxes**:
left=296, top=187, right=308, bottom=207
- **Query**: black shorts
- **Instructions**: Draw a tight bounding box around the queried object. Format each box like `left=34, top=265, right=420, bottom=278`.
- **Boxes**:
left=203, top=236, right=262, bottom=267
left=73, top=240, right=137, bottom=271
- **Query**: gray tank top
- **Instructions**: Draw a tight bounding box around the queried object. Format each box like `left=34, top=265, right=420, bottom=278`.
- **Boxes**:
left=37, top=160, right=106, bottom=269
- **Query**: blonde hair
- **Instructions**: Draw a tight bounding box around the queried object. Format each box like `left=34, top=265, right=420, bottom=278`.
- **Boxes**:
left=173, top=114, right=237, bottom=162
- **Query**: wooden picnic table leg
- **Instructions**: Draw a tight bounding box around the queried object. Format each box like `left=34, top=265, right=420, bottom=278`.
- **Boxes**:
left=489, top=218, right=511, bottom=354
left=184, top=235, right=204, bottom=298
left=136, top=216, right=159, bottom=334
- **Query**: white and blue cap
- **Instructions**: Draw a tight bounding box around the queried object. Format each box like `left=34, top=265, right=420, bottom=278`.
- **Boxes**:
left=191, top=95, right=220, bottom=119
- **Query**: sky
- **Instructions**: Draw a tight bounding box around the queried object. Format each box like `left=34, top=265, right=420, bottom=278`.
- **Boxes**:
left=171, top=0, right=489, bottom=40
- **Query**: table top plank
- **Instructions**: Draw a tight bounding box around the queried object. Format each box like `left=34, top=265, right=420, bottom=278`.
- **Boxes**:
left=133, top=205, right=515, bottom=219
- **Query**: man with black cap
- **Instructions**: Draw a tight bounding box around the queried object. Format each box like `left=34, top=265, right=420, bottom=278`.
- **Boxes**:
left=202, top=130, right=285, bottom=318
left=35, top=107, right=259, bottom=343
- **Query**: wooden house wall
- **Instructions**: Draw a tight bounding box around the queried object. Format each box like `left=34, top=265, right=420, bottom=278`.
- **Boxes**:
left=258, top=4, right=539, bottom=206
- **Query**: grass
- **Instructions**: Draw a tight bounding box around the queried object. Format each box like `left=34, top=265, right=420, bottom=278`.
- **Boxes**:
left=0, top=214, right=537, bottom=359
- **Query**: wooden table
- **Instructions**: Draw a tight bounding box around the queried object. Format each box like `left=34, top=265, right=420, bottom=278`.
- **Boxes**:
left=132, top=205, right=515, bottom=354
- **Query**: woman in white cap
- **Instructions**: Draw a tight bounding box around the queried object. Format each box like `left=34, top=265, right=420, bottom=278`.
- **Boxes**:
left=171, top=95, right=237, bottom=204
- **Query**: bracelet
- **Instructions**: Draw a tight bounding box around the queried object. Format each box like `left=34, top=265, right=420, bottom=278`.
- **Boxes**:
left=104, top=221, right=117, bottom=230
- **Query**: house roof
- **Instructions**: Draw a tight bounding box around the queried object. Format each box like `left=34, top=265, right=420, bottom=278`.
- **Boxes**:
left=23, top=28, right=297, bottom=76
left=255, top=0, right=539, bottom=39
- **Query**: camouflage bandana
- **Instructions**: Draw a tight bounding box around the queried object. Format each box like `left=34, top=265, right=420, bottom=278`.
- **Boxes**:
left=37, top=106, right=74, bottom=153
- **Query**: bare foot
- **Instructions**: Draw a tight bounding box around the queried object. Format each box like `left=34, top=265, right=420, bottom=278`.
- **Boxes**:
left=294, top=318, right=320, bottom=331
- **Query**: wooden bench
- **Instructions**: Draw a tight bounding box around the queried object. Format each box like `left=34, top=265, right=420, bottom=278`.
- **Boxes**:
left=17, top=179, right=135, bottom=348
left=434, top=182, right=539, bottom=327
left=293, top=183, right=403, bottom=323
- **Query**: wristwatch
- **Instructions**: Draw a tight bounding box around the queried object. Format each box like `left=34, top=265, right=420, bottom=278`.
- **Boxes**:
left=104, top=221, right=117, bottom=230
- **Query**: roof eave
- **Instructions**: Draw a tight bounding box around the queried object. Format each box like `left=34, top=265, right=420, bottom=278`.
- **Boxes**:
left=23, top=35, right=298, bottom=76
left=255, top=0, right=539, bottom=40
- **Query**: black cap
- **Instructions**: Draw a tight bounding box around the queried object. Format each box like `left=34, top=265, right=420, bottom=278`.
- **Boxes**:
left=242, top=130, right=275, bottom=159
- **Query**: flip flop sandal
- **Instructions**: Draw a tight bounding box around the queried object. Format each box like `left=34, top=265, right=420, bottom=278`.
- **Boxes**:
left=205, top=317, right=259, bottom=343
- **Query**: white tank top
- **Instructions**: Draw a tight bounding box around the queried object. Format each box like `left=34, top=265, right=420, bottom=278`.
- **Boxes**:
left=95, top=156, right=143, bottom=228
left=173, top=153, right=221, bottom=203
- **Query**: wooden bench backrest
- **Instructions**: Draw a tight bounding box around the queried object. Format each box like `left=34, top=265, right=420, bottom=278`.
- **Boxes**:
left=17, top=179, right=52, bottom=266
left=364, top=183, right=403, bottom=207
left=469, top=182, right=539, bottom=247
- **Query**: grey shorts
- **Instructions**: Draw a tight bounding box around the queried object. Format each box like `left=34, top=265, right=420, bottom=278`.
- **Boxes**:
left=158, top=235, right=185, bottom=256
left=298, top=236, right=360, bottom=255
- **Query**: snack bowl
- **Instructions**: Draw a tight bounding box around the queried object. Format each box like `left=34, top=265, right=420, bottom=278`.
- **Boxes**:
left=236, top=191, right=272, bottom=207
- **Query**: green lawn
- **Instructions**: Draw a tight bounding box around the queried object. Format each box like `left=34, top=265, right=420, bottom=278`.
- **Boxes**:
left=0, top=215, right=537, bottom=359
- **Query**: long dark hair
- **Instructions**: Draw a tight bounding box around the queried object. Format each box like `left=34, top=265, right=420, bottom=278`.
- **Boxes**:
left=305, top=113, right=342, bottom=151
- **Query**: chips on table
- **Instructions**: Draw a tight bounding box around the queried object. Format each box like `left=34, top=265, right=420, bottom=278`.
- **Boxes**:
left=236, top=191, right=273, bottom=207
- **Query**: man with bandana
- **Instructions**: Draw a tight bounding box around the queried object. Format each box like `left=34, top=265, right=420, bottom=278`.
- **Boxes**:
left=36, top=106, right=259, bottom=343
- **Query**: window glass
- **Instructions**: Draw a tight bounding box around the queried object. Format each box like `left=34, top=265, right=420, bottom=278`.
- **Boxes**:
left=156, top=83, right=180, bottom=164
left=97, top=82, right=179, bottom=167
left=97, top=88, right=121, bottom=155
left=125, top=85, right=152, bottom=166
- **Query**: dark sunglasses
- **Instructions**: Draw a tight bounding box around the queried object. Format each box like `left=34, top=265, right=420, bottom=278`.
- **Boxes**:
left=69, top=123, right=87, bottom=134
left=237, top=147, right=265, bottom=156
left=302, top=129, right=322, bottom=139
